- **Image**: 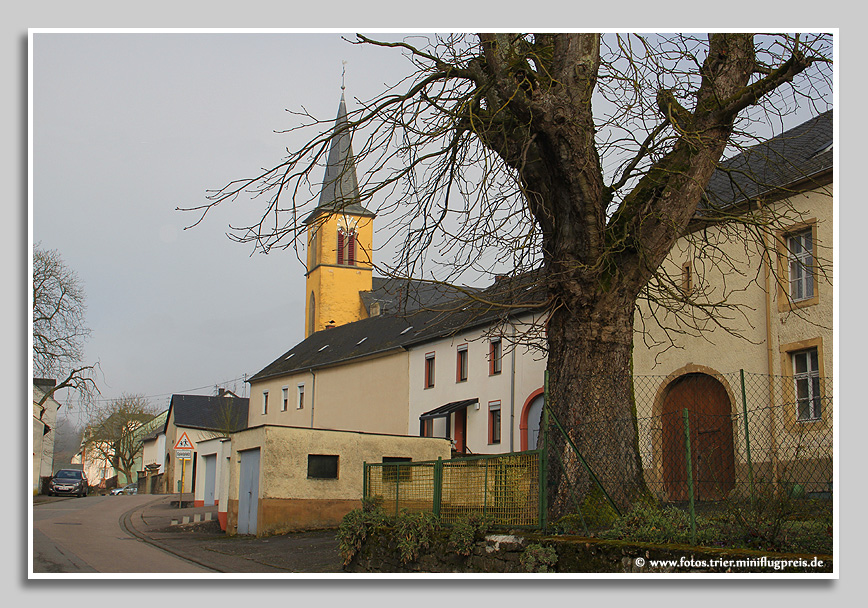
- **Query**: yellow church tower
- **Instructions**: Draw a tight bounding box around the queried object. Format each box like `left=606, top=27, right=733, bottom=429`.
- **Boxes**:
left=303, top=89, right=375, bottom=337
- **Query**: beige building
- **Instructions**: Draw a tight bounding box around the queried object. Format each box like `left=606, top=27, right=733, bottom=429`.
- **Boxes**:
left=632, top=111, right=833, bottom=500
left=226, top=424, right=450, bottom=536
left=32, top=379, right=61, bottom=494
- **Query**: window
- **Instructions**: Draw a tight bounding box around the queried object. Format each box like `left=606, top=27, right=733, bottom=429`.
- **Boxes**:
left=308, top=292, right=316, bottom=336
left=337, top=229, right=357, bottom=266
left=309, top=227, right=318, bottom=268
left=681, top=261, right=693, bottom=296
left=297, top=384, right=305, bottom=410
left=381, top=456, right=412, bottom=483
left=307, top=454, right=339, bottom=479
left=788, top=229, right=814, bottom=302
left=262, top=391, right=268, bottom=415
left=457, top=345, right=468, bottom=382
left=778, top=222, right=819, bottom=311
left=488, top=401, right=502, bottom=445
left=793, top=349, right=822, bottom=421
left=489, top=339, right=502, bottom=375
left=281, top=387, right=288, bottom=412
left=420, top=418, right=433, bottom=437
left=424, top=353, right=435, bottom=388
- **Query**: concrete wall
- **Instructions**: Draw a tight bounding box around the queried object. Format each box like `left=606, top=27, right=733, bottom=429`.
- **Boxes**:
left=32, top=385, right=59, bottom=493
left=226, top=424, right=451, bottom=536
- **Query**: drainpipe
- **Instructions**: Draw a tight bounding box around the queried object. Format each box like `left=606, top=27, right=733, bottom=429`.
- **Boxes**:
left=309, top=369, right=317, bottom=428
left=759, top=200, right=781, bottom=483
left=509, top=321, right=517, bottom=452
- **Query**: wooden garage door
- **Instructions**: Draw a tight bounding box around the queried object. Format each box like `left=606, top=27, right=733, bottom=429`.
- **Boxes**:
left=662, top=373, right=735, bottom=501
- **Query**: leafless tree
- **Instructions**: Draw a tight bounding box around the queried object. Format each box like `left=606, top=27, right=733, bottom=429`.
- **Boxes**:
left=183, top=33, right=832, bottom=514
left=32, top=245, right=100, bottom=412
left=83, top=394, right=157, bottom=484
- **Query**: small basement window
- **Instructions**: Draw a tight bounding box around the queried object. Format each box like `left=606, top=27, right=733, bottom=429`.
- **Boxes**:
left=307, top=454, right=339, bottom=479
left=381, top=456, right=412, bottom=483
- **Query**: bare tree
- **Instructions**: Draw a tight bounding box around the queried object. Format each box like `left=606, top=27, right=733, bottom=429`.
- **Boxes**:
left=183, top=33, right=832, bottom=514
left=83, top=395, right=157, bottom=484
left=32, top=245, right=100, bottom=412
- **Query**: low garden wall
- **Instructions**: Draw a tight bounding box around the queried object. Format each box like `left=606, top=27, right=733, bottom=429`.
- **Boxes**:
left=344, top=530, right=833, bottom=574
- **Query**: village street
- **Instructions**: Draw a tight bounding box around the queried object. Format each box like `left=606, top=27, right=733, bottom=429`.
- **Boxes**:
left=32, top=494, right=342, bottom=575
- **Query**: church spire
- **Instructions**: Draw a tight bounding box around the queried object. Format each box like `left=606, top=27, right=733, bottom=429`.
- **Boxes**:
left=304, top=85, right=374, bottom=225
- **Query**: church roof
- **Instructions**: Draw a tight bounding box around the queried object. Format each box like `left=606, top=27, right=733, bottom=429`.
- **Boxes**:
left=303, top=91, right=375, bottom=225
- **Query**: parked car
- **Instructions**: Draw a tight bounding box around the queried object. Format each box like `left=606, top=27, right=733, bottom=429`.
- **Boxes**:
left=110, top=483, right=138, bottom=496
left=47, top=469, right=88, bottom=497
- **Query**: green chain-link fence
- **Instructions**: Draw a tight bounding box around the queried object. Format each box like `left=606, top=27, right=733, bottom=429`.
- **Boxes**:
left=363, top=369, right=832, bottom=548
left=546, top=370, right=833, bottom=548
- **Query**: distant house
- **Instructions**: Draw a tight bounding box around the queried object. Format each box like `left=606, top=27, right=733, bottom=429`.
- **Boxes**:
left=32, top=379, right=61, bottom=494
left=162, top=389, right=249, bottom=495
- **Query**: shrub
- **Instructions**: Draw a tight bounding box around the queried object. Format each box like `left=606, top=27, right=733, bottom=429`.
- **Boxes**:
left=520, top=542, right=558, bottom=572
left=448, top=513, right=493, bottom=556
left=393, top=511, right=440, bottom=564
left=336, top=500, right=389, bottom=565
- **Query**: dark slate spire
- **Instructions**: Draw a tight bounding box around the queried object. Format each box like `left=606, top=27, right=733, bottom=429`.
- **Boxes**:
left=304, top=90, right=375, bottom=224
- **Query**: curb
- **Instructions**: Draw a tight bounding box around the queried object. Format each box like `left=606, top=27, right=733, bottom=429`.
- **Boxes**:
left=119, top=498, right=226, bottom=573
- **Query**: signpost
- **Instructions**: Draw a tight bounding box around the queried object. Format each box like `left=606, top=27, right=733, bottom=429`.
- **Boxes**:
left=173, top=432, right=195, bottom=509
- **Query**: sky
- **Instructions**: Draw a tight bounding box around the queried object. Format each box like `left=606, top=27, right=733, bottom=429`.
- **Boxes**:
left=32, top=32, right=423, bottom=421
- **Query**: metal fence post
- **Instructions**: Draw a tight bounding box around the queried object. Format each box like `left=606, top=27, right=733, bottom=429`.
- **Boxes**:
left=682, top=408, right=697, bottom=546
left=362, top=461, right=367, bottom=502
left=539, top=369, right=550, bottom=531
left=433, top=457, right=442, bottom=518
left=740, top=369, right=756, bottom=504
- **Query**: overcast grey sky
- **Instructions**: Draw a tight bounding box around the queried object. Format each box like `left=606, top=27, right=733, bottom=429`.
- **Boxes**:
left=33, top=32, right=423, bottom=420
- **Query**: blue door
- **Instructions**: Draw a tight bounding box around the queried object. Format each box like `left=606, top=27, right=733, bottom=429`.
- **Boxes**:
left=237, top=449, right=260, bottom=535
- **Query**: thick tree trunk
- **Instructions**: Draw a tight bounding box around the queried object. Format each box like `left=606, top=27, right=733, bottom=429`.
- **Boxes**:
left=544, top=286, right=646, bottom=522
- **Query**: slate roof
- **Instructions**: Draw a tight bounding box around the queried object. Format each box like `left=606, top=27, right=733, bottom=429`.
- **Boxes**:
left=702, top=110, right=833, bottom=211
left=303, top=91, right=375, bottom=225
left=165, top=393, right=250, bottom=433
left=360, top=277, right=481, bottom=316
left=248, top=272, right=544, bottom=382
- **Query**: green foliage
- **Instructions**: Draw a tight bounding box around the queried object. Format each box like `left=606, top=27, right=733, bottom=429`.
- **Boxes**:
left=520, top=542, right=558, bottom=573
left=336, top=500, right=389, bottom=565
left=393, top=511, right=440, bottom=564
left=602, top=502, right=698, bottom=545
left=448, top=513, right=493, bottom=556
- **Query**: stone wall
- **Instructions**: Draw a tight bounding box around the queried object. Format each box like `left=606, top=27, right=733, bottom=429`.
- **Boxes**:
left=344, top=531, right=833, bottom=574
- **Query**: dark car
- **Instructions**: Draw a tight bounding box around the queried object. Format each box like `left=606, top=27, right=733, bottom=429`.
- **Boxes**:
left=47, top=469, right=88, bottom=497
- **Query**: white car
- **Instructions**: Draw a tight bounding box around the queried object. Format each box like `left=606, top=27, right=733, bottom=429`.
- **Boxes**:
left=110, top=483, right=138, bottom=495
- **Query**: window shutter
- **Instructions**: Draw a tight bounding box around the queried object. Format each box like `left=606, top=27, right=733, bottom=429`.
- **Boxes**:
left=337, top=231, right=344, bottom=265
left=347, top=232, right=356, bottom=265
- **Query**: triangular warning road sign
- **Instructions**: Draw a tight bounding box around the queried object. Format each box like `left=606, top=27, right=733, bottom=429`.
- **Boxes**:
left=173, top=432, right=194, bottom=450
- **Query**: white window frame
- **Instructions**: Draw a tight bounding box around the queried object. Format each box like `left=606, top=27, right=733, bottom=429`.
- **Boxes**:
left=281, top=386, right=288, bottom=412
left=793, top=349, right=822, bottom=421
left=788, top=229, right=815, bottom=302
left=297, top=383, right=305, bottom=410
left=262, top=390, right=269, bottom=415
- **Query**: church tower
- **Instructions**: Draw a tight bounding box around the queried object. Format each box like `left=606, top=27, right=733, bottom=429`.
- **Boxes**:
left=303, top=89, right=375, bottom=338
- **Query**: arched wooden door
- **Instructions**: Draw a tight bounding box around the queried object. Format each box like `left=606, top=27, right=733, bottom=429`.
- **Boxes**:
left=661, top=373, right=735, bottom=501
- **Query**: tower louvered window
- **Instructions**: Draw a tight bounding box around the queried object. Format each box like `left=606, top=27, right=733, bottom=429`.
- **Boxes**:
left=337, top=229, right=357, bottom=266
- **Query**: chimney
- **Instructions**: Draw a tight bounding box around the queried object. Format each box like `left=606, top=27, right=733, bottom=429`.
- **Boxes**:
left=217, top=388, right=226, bottom=397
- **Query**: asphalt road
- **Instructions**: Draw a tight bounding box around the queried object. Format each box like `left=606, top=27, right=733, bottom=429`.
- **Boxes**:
left=32, top=495, right=213, bottom=574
